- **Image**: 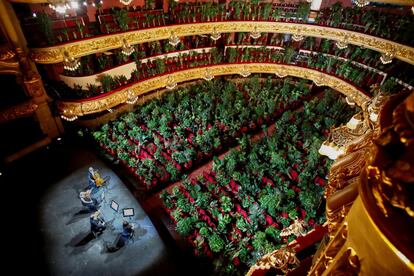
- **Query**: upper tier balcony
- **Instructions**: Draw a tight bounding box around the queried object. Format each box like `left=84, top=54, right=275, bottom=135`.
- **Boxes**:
left=24, top=2, right=414, bottom=65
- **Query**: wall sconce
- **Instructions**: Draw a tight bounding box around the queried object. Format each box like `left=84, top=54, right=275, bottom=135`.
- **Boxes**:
left=126, top=89, right=138, bottom=104
left=239, top=66, right=251, bottom=77
left=61, top=109, right=78, bottom=121
left=210, top=28, right=221, bottom=41
left=292, top=33, right=304, bottom=42
left=166, top=76, right=177, bottom=90
left=335, top=36, right=348, bottom=50
left=249, top=27, right=261, bottom=39
left=313, top=74, right=325, bottom=86
left=119, top=0, right=132, bottom=5
left=203, top=69, right=214, bottom=81
left=275, top=71, right=287, bottom=78
left=121, top=39, right=135, bottom=56
left=168, top=32, right=180, bottom=47
left=380, top=52, right=394, bottom=64
left=355, top=0, right=370, bottom=8
left=63, top=51, right=80, bottom=71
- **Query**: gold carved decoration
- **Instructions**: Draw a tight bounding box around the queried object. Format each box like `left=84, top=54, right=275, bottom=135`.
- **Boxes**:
left=0, top=47, right=19, bottom=75
left=30, top=22, right=414, bottom=65
left=24, top=72, right=46, bottom=97
left=308, top=222, right=348, bottom=275
left=369, top=0, right=414, bottom=5
left=56, top=63, right=370, bottom=117
left=246, top=245, right=299, bottom=275
left=8, top=0, right=47, bottom=3
left=367, top=92, right=414, bottom=218
left=0, top=100, right=38, bottom=123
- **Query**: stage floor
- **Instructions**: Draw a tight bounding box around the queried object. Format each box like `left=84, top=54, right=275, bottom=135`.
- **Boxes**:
left=40, top=160, right=171, bottom=275
left=1, top=139, right=179, bottom=275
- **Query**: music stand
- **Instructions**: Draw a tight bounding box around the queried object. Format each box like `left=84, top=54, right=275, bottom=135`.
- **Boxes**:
left=110, top=200, right=119, bottom=212
left=123, top=208, right=135, bottom=221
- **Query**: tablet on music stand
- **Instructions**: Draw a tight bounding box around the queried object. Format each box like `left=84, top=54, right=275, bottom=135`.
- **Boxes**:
left=110, top=200, right=119, bottom=212
left=123, top=208, right=134, bottom=217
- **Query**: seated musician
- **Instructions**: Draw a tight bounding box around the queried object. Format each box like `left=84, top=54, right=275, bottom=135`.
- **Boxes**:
left=88, top=167, right=105, bottom=191
left=106, top=221, right=135, bottom=252
left=79, top=189, right=98, bottom=212
left=90, top=210, right=106, bottom=238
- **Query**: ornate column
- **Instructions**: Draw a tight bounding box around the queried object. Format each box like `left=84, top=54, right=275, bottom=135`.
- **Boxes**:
left=309, top=91, right=414, bottom=275
left=0, top=0, right=63, bottom=137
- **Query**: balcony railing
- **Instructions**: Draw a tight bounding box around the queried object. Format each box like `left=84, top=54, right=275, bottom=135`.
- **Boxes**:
left=49, top=44, right=400, bottom=103
left=56, top=62, right=372, bottom=119
left=29, top=21, right=414, bottom=66
left=25, top=2, right=413, bottom=49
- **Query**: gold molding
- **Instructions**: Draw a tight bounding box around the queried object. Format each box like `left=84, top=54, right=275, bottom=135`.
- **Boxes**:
left=7, top=0, right=47, bottom=3
left=0, top=47, right=19, bottom=74
left=30, top=22, right=414, bottom=65
left=0, top=100, right=38, bottom=123
left=56, top=63, right=370, bottom=117
left=369, top=0, right=414, bottom=5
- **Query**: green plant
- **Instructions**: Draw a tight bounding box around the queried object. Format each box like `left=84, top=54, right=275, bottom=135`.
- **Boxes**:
left=87, top=84, right=99, bottom=95
left=176, top=217, right=195, bottom=236
left=259, top=190, right=282, bottom=217
left=165, top=161, right=179, bottom=181
left=156, top=58, right=165, bottom=74
left=381, top=77, right=399, bottom=94
left=208, top=234, right=225, bottom=253
left=36, top=13, right=54, bottom=45
left=75, top=20, right=85, bottom=39
left=221, top=196, right=233, bottom=212
left=97, top=55, right=109, bottom=71
left=100, top=75, right=113, bottom=92
left=297, top=2, right=310, bottom=21
left=265, top=226, right=281, bottom=242
left=252, top=231, right=276, bottom=254
left=113, top=8, right=130, bottom=31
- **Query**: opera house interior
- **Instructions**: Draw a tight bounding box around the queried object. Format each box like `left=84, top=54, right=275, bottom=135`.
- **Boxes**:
left=0, top=0, right=413, bottom=274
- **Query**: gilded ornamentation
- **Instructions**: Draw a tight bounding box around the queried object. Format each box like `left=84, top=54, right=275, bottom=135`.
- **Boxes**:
left=30, top=22, right=414, bottom=65
left=308, top=222, right=348, bottom=275
left=330, top=146, right=369, bottom=177
left=24, top=73, right=45, bottom=97
left=56, top=63, right=370, bottom=117
left=246, top=245, right=299, bottom=275
left=0, top=48, right=16, bottom=60
left=327, top=201, right=353, bottom=233
left=368, top=0, right=414, bottom=5
left=367, top=92, right=414, bottom=218
left=310, top=92, right=414, bottom=276
left=0, top=100, right=38, bottom=123
left=0, top=47, right=19, bottom=75
left=8, top=0, right=47, bottom=3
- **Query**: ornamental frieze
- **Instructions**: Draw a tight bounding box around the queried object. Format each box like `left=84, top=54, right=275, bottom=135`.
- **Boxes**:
left=30, top=22, right=414, bottom=65
left=0, top=100, right=38, bottom=123
left=56, top=64, right=370, bottom=118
